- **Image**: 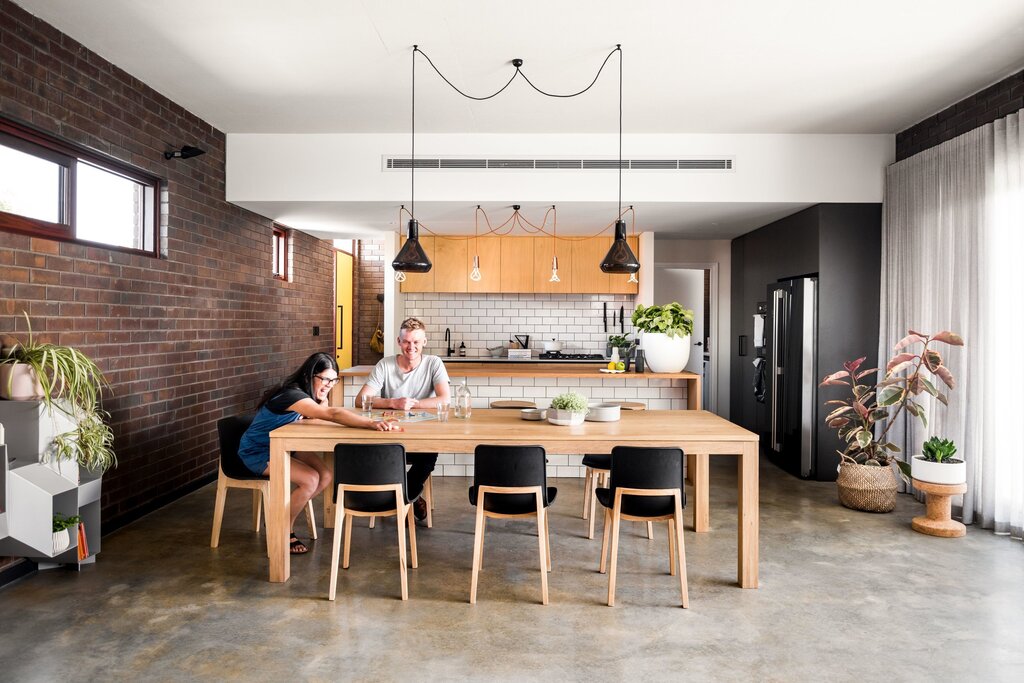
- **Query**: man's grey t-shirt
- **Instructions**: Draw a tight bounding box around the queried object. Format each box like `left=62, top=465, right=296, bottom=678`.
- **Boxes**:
left=365, top=355, right=450, bottom=400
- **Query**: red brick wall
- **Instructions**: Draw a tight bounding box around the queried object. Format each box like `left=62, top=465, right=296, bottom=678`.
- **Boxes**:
left=0, top=0, right=337, bottom=532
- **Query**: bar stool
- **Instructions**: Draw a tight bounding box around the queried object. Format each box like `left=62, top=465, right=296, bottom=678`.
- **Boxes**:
left=210, top=414, right=316, bottom=554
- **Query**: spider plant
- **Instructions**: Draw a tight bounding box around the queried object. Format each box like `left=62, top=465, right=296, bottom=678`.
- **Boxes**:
left=51, top=409, right=117, bottom=474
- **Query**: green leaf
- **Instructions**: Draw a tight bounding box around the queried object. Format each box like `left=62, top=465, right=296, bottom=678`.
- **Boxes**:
left=895, top=459, right=913, bottom=483
left=920, top=376, right=939, bottom=397
left=856, top=430, right=872, bottom=450
left=877, top=385, right=904, bottom=406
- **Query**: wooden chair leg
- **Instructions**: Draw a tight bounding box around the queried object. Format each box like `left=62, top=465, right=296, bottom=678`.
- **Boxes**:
left=675, top=498, right=689, bottom=608
left=305, top=500, right=318, bottom=540
left=544, top=508, right=552, bottom=572
left=396, top=494, right=409, bottom=601
left=646, top=521, right=654, bottom=540
left=369, top=516, right=376, bottom=529
left=536, top=492, right=549, bottom=605
left=607, top=505, right=622, bottom=607
left=582, top=467, right=592, bottom=519
left=599, top=507, right=612, bottom=574
left=470, top=500, right=486, bottom=604
left=328, top=496, right=345, bottom=601
left=342, top=514, right=354, bottom=569
left=588, top=471, right=601, bottom=539
left=210, top=475, right=228, bottom=548
left=425, top=475, right=433, bottom=528
left=668, top=518, right=677, bottom=576
left=262, top=486, right=271, bottom=557
left=252, top=489, right=263, bottom=532
left=407, top=502, right=419, bottom=569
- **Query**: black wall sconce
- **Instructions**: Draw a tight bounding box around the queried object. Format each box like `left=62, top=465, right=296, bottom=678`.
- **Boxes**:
left=163, top=145, right=206, bottom=160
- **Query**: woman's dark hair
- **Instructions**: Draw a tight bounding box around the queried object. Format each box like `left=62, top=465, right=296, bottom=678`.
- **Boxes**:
left=259, top=352, right=339, bottom=408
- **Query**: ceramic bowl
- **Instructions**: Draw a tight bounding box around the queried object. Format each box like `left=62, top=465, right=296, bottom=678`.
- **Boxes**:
left=585, top=402, right=621, bottom=422
left=520, top=408, right=547, bottom=421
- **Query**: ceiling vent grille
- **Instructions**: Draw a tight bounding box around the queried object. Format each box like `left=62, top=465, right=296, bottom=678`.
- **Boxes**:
left=384, top=156, right=733, bottom=171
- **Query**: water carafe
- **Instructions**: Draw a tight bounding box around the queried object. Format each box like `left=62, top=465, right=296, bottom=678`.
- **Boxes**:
left=454, top=379, right=472, bottom=419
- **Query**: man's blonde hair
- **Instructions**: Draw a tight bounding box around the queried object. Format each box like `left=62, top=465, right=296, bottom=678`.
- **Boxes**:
left=399, top=318, right=427, bottom=334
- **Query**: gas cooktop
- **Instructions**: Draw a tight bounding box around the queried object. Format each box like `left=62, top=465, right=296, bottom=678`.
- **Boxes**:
left=537, top=352, right=605, bottom=361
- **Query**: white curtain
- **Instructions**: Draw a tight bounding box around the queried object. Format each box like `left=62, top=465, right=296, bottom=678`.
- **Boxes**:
left=880, top=108, right=1023, bottom=540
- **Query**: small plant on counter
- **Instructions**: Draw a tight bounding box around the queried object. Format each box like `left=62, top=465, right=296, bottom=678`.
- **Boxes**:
left=608, top=333, right=632, bottom=348
left=549, top=392, right=589, bottom=414
left=52, top=513, right=82, bottom=533
left=631, top=303, right=694, bottom=338
left=921, top=437, right=958, bottom=463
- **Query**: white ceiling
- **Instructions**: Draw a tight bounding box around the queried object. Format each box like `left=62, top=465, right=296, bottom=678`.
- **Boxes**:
left=14, top=0, right=1024, bottom=237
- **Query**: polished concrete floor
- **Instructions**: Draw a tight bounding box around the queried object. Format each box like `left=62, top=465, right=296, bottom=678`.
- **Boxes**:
left=1, top=457, right=1022, bottom=682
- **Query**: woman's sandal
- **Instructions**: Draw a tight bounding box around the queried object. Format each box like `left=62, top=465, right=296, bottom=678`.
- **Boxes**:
left=289, top=534, right=309, bottom=555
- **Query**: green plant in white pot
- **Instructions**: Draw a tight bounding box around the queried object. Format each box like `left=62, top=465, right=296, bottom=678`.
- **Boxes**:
left=911, top=437, right=964, bottom=485
left=631, top=303, right=694, bottom=373
left=548, top=391, right=589, bottom=426
left=52, top=512, right=81, bottom=555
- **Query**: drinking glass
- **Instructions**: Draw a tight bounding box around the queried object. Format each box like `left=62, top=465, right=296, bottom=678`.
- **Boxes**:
left=361, top=394, right=373, bottom=415
left=436, top=402, right=450, bottom=422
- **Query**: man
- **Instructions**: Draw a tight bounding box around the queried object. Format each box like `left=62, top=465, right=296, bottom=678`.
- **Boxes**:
left=355, top=317, right=450, bottom=521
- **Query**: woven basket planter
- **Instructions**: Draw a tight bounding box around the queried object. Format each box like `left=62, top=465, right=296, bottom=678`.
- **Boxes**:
left=837, top=463, right=898, bottom=513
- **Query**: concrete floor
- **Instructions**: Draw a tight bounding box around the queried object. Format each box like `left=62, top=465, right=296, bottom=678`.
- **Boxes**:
left=1, top=457, right=1022, bottom=682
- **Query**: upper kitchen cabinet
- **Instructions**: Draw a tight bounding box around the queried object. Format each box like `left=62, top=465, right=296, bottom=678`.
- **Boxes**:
left=607, top=236, right=640, bottom=294
left=432, top=237, right=468, bottom=292
left=534, top=237, right=573, bottom=293
left=499, top=237, right=535, bottom=293
left=399, top=235, right=434, bottom=292
left=466, top=236, right=502, bottom=293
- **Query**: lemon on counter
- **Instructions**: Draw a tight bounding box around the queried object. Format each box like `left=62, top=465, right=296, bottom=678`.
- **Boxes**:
left=607, top=361, right=616, bottom=370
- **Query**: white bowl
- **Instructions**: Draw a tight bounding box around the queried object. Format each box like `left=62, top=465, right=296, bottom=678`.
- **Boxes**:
left=547, top=408, right=586, bottom=426
left=585, top=402, right=621, bottom=422
left=520, top=408, right=547, bottom=421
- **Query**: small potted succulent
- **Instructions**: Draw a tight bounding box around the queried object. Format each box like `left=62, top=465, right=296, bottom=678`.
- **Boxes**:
left=547, top=391, right=589, bottom=426
left=52, top=513, right=81, bottom=555
left=911, top=437, right=964, bottom=486
left=631, top=303, right=694, bottom=373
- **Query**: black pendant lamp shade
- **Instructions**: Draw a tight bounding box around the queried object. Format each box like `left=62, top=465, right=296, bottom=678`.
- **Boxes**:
left=392, top=219, right=432, bottom=273
left=600, top=220, right=640, bottom=274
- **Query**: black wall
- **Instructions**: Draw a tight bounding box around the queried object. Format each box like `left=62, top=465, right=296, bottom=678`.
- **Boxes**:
left=731, top=204, right=882, bottom=480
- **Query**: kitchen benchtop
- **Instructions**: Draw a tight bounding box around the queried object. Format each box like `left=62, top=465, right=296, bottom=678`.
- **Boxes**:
left=338, top=363, right=700, bottom=380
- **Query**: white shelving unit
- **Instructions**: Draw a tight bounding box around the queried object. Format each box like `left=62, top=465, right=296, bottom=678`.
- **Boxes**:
left=0, top=402, right=102, bottom=568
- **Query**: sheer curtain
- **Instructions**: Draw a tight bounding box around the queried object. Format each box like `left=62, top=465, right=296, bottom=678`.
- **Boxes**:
left=880, top=109, right=1023, bottom=540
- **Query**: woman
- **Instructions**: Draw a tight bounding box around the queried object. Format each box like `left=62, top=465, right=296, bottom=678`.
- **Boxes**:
left=238, top=352, right=401, bottom=554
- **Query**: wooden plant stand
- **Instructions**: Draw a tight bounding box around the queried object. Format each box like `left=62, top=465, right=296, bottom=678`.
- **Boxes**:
left=911, top=479, right=967, bottom=538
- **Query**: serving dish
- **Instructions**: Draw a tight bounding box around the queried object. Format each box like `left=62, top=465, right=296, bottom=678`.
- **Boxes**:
left=520, top=408, right=547, bottom=421
left=598, top=368, right=625, bottom=374
left=585, top=402, right=621, bottom=422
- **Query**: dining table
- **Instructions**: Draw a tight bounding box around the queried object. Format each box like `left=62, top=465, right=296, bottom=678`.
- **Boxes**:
left=267, top=409, right=760, bottom=588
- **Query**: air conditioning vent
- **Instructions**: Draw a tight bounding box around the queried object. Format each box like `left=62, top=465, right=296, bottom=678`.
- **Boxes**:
left=384, top=155, right=734, bottom=171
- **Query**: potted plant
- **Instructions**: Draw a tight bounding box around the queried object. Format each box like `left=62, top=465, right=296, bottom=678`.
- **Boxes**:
left=1, top=313, right=116, bottom=475
left=631, top=303, right=694, bottom=373
left=911, top=437, right=964, bottom=485
left=547, top=391, right=589, bottom=426
left=52, top=512, right=81, bottom=554
left=606, top=333, right=632, bottom=360
left=819, top=329, right=963, bottom=512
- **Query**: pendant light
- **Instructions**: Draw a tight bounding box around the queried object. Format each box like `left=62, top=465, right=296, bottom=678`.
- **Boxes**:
left=392, top=45, right=432, bottom=280
left=469, top=206, right=482, bottom=281
left=600, top=45, right=640, bottom=276
left=549, top=205, right=560, bottom=282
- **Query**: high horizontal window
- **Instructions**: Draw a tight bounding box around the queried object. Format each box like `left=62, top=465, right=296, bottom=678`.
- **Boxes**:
left=0, top=117, right=161, bottom=256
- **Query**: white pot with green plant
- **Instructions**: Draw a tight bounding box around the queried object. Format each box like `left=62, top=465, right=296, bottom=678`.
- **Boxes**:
left=632, top=303, right=695, bottom=373
left=606, top=333, right=632, bottom=361
left=911, top=437, right=965, bottom=485
left=52, top=513, right=80, bottom=555
left=1, top=313, right=117, bottom=477
left=547, top=391, right=589, bottom=426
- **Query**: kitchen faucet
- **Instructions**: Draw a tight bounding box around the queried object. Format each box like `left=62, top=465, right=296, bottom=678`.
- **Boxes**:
left=445, top=328, right=453, bottom=357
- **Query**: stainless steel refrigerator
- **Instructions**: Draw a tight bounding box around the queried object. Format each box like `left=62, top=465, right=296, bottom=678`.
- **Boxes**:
left=766, top=276, right=818, bottom=478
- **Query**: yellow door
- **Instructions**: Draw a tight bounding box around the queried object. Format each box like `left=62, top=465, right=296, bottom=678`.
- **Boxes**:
left=335, top=250, right=353, bottom=370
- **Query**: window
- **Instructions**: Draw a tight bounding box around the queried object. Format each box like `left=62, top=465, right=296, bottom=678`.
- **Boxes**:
left=272, top=225, right=289, bottom=280
left=0, top=117, right=160, bottom=256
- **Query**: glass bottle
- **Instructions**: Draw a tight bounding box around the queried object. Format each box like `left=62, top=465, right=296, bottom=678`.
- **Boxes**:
left=454, top=379, right=472, bottom=419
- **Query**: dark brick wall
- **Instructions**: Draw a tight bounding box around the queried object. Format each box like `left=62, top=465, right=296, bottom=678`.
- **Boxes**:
left=896, top=68, right=1024, bottom=161
left=354, top=240, right=385, bottom=367
left=0, top=0, right=337, bottom=533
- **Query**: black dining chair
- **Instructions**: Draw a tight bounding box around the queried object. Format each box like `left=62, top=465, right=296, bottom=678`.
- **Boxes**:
left=596, top=446, right=689, bottom=608
left=210, top=414, right=316, bottom=553
left=328, top=443, right=418, bottom=601
left=469, top=445, right=556, bottom=605
left=582, top=453, right=653, bottom=541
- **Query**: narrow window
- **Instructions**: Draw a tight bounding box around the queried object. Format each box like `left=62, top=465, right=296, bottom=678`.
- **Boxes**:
left=272, top=225, right=289, bottom=280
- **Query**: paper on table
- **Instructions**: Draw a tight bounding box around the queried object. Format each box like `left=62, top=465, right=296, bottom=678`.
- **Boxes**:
left=753, top=314, right=765, bottom=348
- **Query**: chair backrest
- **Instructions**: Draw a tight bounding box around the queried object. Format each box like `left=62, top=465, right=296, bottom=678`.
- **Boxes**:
left=218, top=414, right=257, bottom=479
left=473, top=445, right=550, bottom=510
left=607, top=446, right=686, bottom=518
left=334, top=443, right=409, bottom=512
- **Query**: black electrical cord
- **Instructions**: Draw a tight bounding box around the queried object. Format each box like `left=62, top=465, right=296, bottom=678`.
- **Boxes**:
left=413, top=46, right=621, bottom=101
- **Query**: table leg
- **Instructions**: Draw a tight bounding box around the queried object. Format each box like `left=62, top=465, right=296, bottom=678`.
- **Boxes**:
left=738, top=441, right=759, bottom=588
left=688, top=376, right=702, bottom=410
left=323, top=454, right=335, bottom=529
left=269, top=441, right=291, bottom=583
left=692, top=453, right=709, bottom=533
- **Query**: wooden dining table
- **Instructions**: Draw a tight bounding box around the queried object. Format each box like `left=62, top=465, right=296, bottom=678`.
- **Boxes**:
left=267, top=409, right=760, bottom=588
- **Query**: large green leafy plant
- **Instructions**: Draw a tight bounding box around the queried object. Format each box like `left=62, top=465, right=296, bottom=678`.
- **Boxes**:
left=631, top=303, right=694, bottom=338
left=2, top=313, right=116, bottom=473
left=819, top=329, right=963, bottom=479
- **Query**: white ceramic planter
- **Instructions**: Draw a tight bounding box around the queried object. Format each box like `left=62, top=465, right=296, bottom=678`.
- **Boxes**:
left=911, top=456, right=966, bottom=485
left=53, top=528, right=70, bottom=554
left=547, top=409, right=586, bottom=426
left=0, top=363, right=44, bottom=400
left=641, top=332, right=691, bottom=373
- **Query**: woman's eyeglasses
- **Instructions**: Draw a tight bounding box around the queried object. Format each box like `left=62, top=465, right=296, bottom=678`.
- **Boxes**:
left=315, top=375, right=340, bottom=386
